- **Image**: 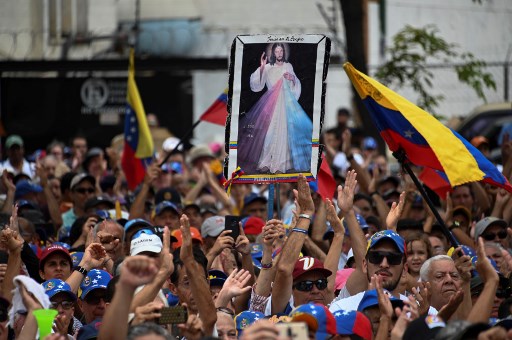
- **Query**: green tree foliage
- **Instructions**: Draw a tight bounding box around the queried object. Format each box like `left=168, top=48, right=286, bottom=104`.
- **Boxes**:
left=375, top=25, right=496, bottom=117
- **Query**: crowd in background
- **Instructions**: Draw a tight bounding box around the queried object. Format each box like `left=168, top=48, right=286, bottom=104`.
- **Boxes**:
left=0, top=107, right=511, bottom=339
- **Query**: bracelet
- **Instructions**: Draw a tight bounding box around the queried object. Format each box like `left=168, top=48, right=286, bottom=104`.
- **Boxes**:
left=74, top=266, right=88, bottom=277
left=298, top=214, right=312, bottom=221
left=292, top=228, right=308, bottom=235
left=260, top=261, right=273, bottom=269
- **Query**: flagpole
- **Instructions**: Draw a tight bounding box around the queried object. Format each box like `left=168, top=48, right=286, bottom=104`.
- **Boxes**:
left=393, top=150, right=459, bottom=248
left=158, top=119, right=202, bottom=167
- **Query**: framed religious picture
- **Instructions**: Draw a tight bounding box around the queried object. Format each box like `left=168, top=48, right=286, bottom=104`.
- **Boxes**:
left=225, top=34, right=330, bottom=184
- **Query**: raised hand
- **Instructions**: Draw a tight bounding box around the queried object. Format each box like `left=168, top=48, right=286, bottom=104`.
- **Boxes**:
left=1, top=170, right=15, bottom=193
left=131, top=301, right=163, bottom=326
left=411, top=281, right=432, bottom=316
left=437, top=290, right=463, bottom=321
left=80, top=243, right=108, bottom=271
left=475, top=237, right=499, bottom=284
left=209, top=230, right=235, bottom=257
left=337, top=169, right=357, bottom=214
left=53, top=313, right=71, bottom=336
left=9, top=203, right=19, bottom=233
left=452, top=246, right=472, bottom=283
left=386, top=191, right=406, bottom=230
left=143, top=162, right=161, bottom=186
left=221, top=268, right=252, bottom=299
left=326, top=199, right=344, bottom=235
left=159, top=226, right=175, bottom=277
left=293, top=174, right=315, bottom=215
left=260, top=52, right=267, bottom=69
left=177, top=303, right=205, bottom=340
left=375, top=274, right=394, bottom=319
left=19, top=283, right=43, bottom=311
left=235, top=223, right=250, bottom=255
left=0, top=227, right=23, bottom=252
left=180, top=214, right=194, bottom=261
left=120, top=255, right=159, bottom=289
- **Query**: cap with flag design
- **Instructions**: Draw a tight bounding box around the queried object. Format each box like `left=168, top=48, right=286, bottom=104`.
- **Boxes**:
left=289, top=303, right=337, bottom=340
left=79, top=269, right=112, bottom=300
left=235, top=311, right=264, bottom=336
left=366, top=230, right=406, bottom=255
left=333, top=310, right=372, bottom=340
left=42, top=279, right=77, bottom=301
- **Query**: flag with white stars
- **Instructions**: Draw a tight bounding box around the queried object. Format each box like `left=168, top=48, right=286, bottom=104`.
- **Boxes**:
left=121, top=49, right=154, bottom=190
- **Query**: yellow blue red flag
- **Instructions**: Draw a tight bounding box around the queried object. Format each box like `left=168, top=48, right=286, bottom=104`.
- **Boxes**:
left=121, top=49, right=154, bottom=190
left=343, top=62, right=512, bottom=193
left=199, top=88, right=228, bottom=126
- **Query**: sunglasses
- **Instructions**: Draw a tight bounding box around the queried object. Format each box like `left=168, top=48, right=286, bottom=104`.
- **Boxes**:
left=293, top=279, right=328, bottom=292
left=367, top=251, right=403, bottom=265
left=84, top=295, right=106, bottom=305
left=482, top=230, right=507, bottom=241
left=75, top=188, right=95, bottom=194
left=50, top=301, right=74, bottom=310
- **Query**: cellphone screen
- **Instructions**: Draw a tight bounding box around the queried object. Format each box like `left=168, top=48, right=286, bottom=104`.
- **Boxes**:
left=224, top=215, right=241, bottom=241
left=157, top=306, right=188, bottom=325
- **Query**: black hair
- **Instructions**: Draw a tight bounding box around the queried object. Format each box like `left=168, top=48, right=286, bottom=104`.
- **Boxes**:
left=69, top=216, right=89, bottom=246
left=60, top=171, right=77, bottom=195
left=170, top=246, right=208, bottom=284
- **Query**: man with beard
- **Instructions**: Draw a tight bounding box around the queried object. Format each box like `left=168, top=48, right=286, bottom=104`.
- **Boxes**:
left=329, top=230, right=410, bottom=312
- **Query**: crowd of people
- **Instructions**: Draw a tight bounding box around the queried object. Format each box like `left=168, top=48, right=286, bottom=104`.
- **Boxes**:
left=0, top=107, right=512, bottom=339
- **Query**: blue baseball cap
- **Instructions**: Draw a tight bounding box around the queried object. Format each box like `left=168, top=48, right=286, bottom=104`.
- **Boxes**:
left=363, top=137, right=377, bottom=150
left=79, top=269, right=111, bottom=300
left=208, top=270, right=228, bottom=287
left=15, top=180, right=42, bottom=200
left=153, top=201, right=180, bottom=217
left=42, top=279, right=77, bottom=301
left=333, top=310, right=372, bottom=340
left=53, top=242, right=71, bottom=250
left=289, top=303, right=337, bottom=340
left=235, top=311, right=264, bottom=336
left=162, top=288, right=179, bottom=307
left=70, top=252, right=84, bottom=268
left=124, top=218, right=153, bottom=234
left=77, top=318, right=102, bottom=340
left=243, top=193, right=267, bottom=207
left=366, top=230, right=406, bottom=255
left=357, top=289, right=404, bottom=312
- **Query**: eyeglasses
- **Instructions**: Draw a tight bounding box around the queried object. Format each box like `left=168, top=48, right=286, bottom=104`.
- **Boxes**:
left=293, top=279, right=328, bottom=292
left=50, top=301, right=74, bottom=310
left=75, top=188, right=95, bottom=194
left=482, top=230, right=508, bottom=241
left=84, top=295, right=106, bottom=305
left=367, top=251, right=403, bottom=265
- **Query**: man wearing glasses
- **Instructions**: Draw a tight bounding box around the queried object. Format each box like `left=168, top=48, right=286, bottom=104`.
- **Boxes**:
left=78, top=269, right=111, bottom=324
left=42, top=278, right=83, bottom=336
left=329, top=230, right=408, bottom=312
left=474, top=216, right=509, bottom=249
left=61, top=173, right=97, bottom=234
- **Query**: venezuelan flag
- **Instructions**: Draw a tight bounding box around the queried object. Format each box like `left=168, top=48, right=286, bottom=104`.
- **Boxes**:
left=343, top=62, right=512, bottom=192
left=121, top=49, right=154, bottom=190
left=199, top=88, right=228, bottom=126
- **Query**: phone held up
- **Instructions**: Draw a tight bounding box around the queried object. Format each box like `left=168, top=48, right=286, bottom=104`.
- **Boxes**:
left=224, top=215, right=241, bottom=241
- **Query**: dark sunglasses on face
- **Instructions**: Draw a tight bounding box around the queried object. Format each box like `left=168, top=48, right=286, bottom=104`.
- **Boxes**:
left=85, top=295, right=106, bottom=305
left=293, top=279, right=328, bottom=292
left=482, top=230, right=508, bottom=241
left=50, top=301, right=74, bottom=310
left=75, top=188, right=95, bottom=194
left=367, top=251, right=403, bottom=265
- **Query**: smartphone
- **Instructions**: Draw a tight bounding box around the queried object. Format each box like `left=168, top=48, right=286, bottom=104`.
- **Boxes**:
left=276, top=322, right=308, bottom=340
left=224, top=215, right=241, bottom=241
left=157, top=306, right=188, bottom=325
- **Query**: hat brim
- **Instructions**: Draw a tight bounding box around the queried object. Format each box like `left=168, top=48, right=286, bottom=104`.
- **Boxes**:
left=80, top=287, right=107, bottom=300
left=293, top=268, right=333, bottom=280
left=51, top=289, right=77, bottom=302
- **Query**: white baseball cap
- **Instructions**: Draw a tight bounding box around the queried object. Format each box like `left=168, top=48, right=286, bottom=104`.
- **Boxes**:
left=130, top=233, right=163, bottom=256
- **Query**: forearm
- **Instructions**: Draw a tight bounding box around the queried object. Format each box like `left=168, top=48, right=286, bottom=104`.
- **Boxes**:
left=345, top=210, right=366, bottom=269
left=1, top=249, right=21, bottom=302
left=184, top=259, right=217, bottom=335
left=311, top=202, right=327, bottom=243
left=453, top=282, right=472, bottom=321
left=207, top=180, right=232, bottom=209
left=303, top=237, right=326, bottom=262
left=43, top=185, right=63, bottom=226
left=324, top=234, right=343, bottom=293
left=276, top=218, right=309, bottom=272
left=129, top=272, right=167, bottom=312
left=467, top=280, right=498, bottom=323
left=374, top=316, right=391, bottom=340
left=98, top=284, right=136, bottom=340
left=254, top=246, right=275, bottom=297
left=371, top=193, right=390, bottom=226
left=18, top=313, right=38, bottom=340
left=0, top=190, right=14, bottom=214
left=184, top=182, right=206, bottom=204
left=128, top=183, right=150, bottom=219
left=472, top=182, right=491, bottom=213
